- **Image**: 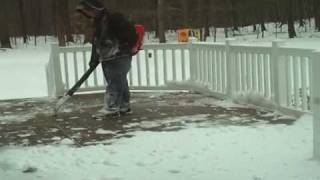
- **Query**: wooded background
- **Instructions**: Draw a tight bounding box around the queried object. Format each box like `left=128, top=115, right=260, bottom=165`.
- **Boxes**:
left=1, top=0, right=319, bottom=47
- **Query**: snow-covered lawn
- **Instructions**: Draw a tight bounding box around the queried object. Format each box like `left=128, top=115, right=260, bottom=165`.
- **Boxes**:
left=0, top=115, right=319, bottom=180
left=0, top=44, right=50, bottom=100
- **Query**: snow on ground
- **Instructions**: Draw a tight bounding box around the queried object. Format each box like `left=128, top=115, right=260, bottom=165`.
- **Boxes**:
left=0, top=114, right=319, bottom=180
left=0, top=41, right=51, bottom=100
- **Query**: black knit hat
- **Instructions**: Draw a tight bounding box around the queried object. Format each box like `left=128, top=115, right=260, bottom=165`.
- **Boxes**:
left=76, top=0, right=105, bottom=12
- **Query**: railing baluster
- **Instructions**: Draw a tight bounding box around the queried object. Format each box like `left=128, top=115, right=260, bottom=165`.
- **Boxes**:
left=73, top=52, right=78, bottom=82
left=208, top=49, right=213, bottom=90
left=63, top=52, right=69, bottom=89
left=181, top=49, right=186, bottom=81
left=128, top=55, right=133, bottom=86
left=212, top=50, right=218, bottom=91
left=163, top=49, right=167, bottom=84
left=252, top=53, right=257, bottom=92
left=241, top=52, right=246, bottom=92
left=258, top=54, right=263, bottom=94
left=301, top=57, right=308, bottom=110
left=294, top=56, right=300, bottom=108
left=172, top=49, right=177, bottom=81
left=137, top=52, right=142, bottom=86
left=217, top=50, right=222, bottom=92
left=264, top=54, right=270, bottom=98
left=204, top=48, right=208, bottom=85
left=212, top=50, right=216, bottom=91
left=199, top=48, right=204, bottom=83
left=82, top=51, right=89, bottom=87
left=286, top=56, right=292, bottom=106
left=221, top=51, right=226, bottom=92
left=194, top=47, right=199, bottom=82
left=154, top=49, right=159, bottom=86
left=247, top=52, right=252, bottom=91
left=145, top=49, right=150, bottom=86
left=235, top=52, right=240, bottom=92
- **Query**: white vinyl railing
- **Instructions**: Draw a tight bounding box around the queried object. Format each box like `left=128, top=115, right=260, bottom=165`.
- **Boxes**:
left=46, top=43, right=191, bottom=96
left=46, top=40, right=320, bottom=160
left=189, top=40, right=313, bottom=114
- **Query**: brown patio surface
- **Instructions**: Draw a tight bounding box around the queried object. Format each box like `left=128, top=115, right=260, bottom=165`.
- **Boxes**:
left=0, top=92, right=296, bottom=147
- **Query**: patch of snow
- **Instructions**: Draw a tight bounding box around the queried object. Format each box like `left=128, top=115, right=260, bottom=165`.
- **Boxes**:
left=230, top=116, right=242, bottom=121
left=95, top=129, right=115, bottom=135
left=69, top=117, right=80, bottom=120
left=71, top=128, right=87, bottom=131
left=17, top=134, right=32, bottom=138
left=51, top=137, right=61, bottom=141
left=60, top=138, right=74, bottom=145
left=0, top=114, right=34, bottom=123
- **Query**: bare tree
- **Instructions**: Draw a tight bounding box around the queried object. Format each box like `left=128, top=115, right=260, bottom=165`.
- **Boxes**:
left=314, top=0, right=320, bottom=31
left=18, top=0, right=28, bottom=43
left=287, top=0, right=297, bottom=38
left=157, top=0, right=166, bottom=43
left=54, top=0, right=67, bottom=46
left=0, top=0, right=11, bottom=48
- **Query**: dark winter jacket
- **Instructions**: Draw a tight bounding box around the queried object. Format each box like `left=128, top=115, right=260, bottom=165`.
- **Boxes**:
left=89, top=12, right=133, bottom=67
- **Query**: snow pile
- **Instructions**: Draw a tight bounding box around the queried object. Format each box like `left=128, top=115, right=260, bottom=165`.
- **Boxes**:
left=0, top=114, right=319, bottom=180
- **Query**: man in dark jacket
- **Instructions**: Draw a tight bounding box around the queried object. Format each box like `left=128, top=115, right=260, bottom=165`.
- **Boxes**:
left=76, top=0, right=133, bottom=116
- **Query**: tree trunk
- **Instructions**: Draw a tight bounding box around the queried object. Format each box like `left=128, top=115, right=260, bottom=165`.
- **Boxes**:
left=229, top=0, right=238, bottom=33
left=181, top=0, right=189, bottom=28
left=18, top=0, right=28, bottom=43
left=288, top=0, right=297, bottom=38
left=314, top=0, right=320, bottom=31
left=203, top=0, right=210, bottom=41
left=0, top=0, right=11, bottom=48
left=64, top=0, right=73, bottom=43
left=54, top=0, right=66, bottom=46
left=157, top=0, right=166, bottom=43
left=298, top=0, right=305, bottom=27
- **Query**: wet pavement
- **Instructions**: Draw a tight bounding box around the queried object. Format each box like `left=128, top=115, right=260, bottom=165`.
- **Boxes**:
left=0, top=92, right=296, bottom=147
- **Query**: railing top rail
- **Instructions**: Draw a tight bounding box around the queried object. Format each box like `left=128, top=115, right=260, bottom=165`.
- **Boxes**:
left=278, top=47, right=314, bottom=57
left=143, top=43, right=189, bottom=50
left=56, top=43, right=191, bottom=53
left=59, top=46, right=91, bottom=53
left=230, top=45, right=272, bottom=54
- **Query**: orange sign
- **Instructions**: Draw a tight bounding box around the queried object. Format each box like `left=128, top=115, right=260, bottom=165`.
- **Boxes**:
left=177, top=29, right=190, bottom=42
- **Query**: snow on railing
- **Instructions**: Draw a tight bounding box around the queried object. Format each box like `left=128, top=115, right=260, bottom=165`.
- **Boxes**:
left=46, top=41, right=320, bottom=159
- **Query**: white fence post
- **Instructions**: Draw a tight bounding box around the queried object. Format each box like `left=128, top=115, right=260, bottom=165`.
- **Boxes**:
left=271, top=40, right=286, bottom=107
left=311, top=51, right=320, bottom=160
left=51, top=43, right=65, bottom=97
left=226, top=39, right=236, bottom=97
left=189, top=42, right=196, bottom=81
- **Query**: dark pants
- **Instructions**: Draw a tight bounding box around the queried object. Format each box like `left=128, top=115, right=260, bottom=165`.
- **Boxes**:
left=101, top=56, right=132, bottom=111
